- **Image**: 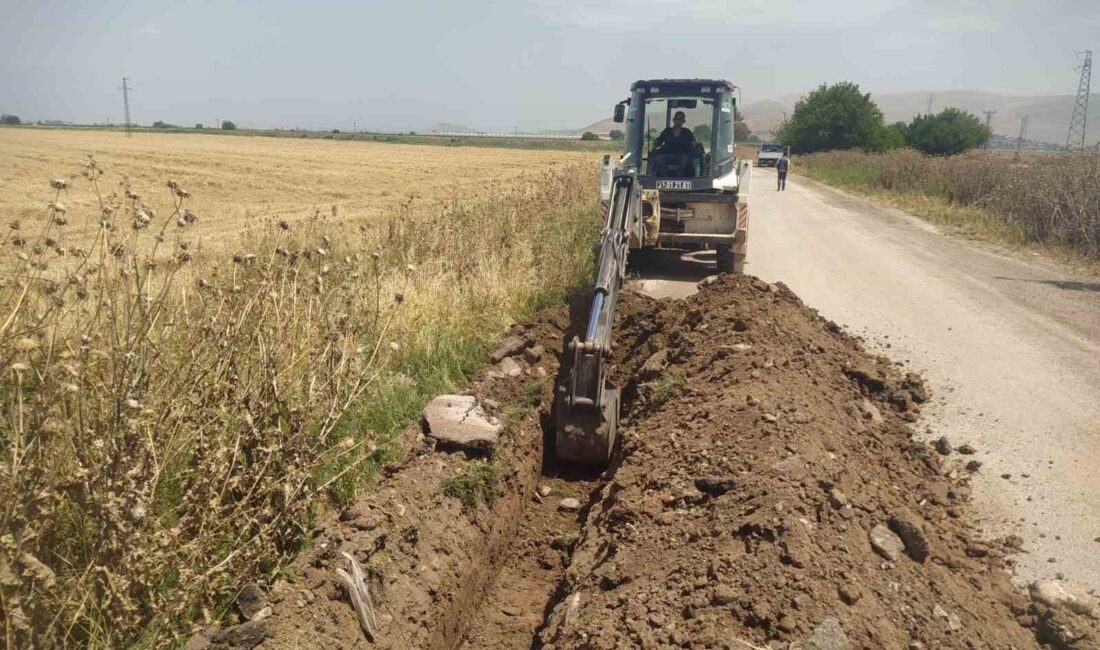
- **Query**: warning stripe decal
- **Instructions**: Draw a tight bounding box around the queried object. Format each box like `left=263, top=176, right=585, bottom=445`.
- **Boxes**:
left=736, top=203, right=749, bottom=230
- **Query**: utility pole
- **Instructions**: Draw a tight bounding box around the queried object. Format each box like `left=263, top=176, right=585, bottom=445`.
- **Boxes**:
left=119, top=77, right=132, bottom=137
left=1016, top=115, right=1029, bottom=151
left=1066, top=50, right=1092, bottom=151
left=982, top=110, right=997, bottom=149
left=926, top=93, right=934, bottom=115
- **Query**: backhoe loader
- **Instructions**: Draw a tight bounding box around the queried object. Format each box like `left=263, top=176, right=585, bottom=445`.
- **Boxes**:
left=556, top=79, right=752, bottom=465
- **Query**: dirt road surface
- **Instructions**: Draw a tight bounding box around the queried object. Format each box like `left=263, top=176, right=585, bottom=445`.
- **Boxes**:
left=638, top=168, right=1100, bottom=592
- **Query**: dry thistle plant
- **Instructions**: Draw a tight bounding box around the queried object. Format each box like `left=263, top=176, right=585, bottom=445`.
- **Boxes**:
left=0, top=155, right=597, bottom=647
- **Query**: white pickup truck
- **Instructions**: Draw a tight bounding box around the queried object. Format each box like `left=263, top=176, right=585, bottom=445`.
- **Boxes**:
left=756, top=142, right=788, bottom=168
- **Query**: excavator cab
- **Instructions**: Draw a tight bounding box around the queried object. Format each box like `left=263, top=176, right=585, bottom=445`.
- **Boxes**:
left=616, top=80, right=740, bottom=190
left=609, top=79, right=750, bottom=274
left=556, top=79, right=751, bottom=466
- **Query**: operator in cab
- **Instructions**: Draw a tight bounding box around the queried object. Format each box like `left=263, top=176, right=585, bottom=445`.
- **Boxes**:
left=652, top=111, right=698, bottom=177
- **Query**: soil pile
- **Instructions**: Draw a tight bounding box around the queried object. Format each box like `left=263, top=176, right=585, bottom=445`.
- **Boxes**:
left=537, top=277, right=1095, bottom=649
left=194, top=276, right=1098, bottom=650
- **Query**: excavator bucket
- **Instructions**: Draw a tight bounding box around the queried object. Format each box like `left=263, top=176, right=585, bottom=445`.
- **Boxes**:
left=555, top=385, right=619, bottom=465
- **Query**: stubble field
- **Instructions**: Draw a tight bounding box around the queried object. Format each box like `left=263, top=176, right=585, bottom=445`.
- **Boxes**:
left=0, top=128, right=598, bottom=248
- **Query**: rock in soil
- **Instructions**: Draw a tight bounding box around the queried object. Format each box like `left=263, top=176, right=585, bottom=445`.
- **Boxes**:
left=422, top=395, right=501, bottom=451
left=639, top=348, right=670, bottom=380
left=498, top=356, right=523, bottom=377
left=1030, top=580, right=1098, bottom=617
left=693, top=476, right=737, bottom=497
left=869, top=524, right=905, bottom=562
left=235, top=584, right=267, bottom=622
left=889, top=515, right=932, bottom=562
left=558, top=497, right=581, bottom=512
left=803, top=616, right=851, bottom=649
left=523, top=344, right=544, bottom=363
left=489, top=335, right=527, bottom=362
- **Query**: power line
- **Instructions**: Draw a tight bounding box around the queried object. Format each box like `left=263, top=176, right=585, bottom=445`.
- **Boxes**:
left=982, top=110, right=997, bottom=149
left=119, top=77, right=132, bottom=137
left=1016, top=115, right=1029, bottom=151
left=1066, top=50, right=1092, bottom=151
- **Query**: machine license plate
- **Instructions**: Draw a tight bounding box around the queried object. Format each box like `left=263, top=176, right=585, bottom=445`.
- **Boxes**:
left=656, top=180, right=692, bottom=190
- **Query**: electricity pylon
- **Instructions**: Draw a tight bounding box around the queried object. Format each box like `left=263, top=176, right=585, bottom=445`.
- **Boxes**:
left=1066, top=50, right=1092, bottom=150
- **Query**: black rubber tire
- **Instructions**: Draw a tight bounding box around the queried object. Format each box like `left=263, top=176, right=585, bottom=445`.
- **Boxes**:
left=716, top=246, right=736, bottom=274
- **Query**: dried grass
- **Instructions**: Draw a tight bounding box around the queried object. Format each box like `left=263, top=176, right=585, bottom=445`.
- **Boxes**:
left=0, top=143, right=598, bottom=647
left=798, top=149, right=1100, bottom=261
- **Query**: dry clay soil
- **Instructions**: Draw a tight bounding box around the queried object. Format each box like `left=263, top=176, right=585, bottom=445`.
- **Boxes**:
left=196, top=277, right=1099, bottom=650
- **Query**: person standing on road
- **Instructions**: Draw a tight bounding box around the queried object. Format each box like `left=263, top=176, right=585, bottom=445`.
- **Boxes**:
left=776, top=152, right=790, bottom=191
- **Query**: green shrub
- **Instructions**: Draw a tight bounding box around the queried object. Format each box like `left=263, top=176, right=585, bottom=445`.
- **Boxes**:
left=580, top=131, right=599, bottom=141
left=221, top=120, right=237, bottom=130
left=609, top=129, right=624, bottom=141
left=906, top=108, right=990, bottom=156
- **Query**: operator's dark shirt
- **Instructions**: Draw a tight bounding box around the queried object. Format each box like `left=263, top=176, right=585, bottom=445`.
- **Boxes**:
left=776, top=157, right=790, bottom=173
left=654, top=127, right=697, bottom=155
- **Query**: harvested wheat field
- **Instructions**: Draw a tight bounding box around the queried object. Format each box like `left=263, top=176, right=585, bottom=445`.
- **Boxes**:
left=0, top=128, right=598, bottom=249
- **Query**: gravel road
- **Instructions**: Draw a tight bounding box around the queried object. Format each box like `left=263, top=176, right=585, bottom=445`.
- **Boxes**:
left=635, top=167, right=1100, bottom=591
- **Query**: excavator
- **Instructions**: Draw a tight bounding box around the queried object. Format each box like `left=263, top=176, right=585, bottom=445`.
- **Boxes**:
left=556, top=79, right=752, bottom=466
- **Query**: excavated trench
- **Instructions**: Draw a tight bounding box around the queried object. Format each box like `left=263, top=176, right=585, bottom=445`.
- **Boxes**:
left=197, top=277, right=1098, bottom=650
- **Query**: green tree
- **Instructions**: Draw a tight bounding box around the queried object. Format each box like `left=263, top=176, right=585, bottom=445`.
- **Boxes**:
left=906, top=108, right=990, bottom=155
left=194, top=123, right=204, bottom=129
left=1, top=114, right=21, bottom=125
left=608, top=129, right=624, bottom=141
left=775, top=82, right=890, bottom=153
left=734, top=110, right=756, bottom=142
left=221, top=120, right=237, bottom=131
left=580, top=131, right=599, bottom=141
left=692, top=124, right=711, bottom=143
left=152, top=120, right=176, bottom=129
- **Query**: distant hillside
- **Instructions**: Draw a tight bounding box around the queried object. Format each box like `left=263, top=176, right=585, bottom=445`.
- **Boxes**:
left=739, top=90, right=1100, bottom=146
left=561, top=117, right=616, bottom=137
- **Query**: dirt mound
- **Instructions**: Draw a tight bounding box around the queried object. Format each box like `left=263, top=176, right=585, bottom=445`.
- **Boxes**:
left=537, top=277, right=1094, bottom=649
left=195, top=277, right=1098, bottom=650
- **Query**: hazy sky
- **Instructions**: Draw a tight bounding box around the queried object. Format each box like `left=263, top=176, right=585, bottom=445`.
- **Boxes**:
left=1, top=0, right=1097, bottom=132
